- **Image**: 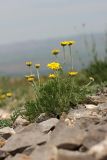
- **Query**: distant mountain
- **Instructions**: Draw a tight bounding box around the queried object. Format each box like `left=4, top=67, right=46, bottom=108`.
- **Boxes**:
left=0, top=32, right=106, bottom=76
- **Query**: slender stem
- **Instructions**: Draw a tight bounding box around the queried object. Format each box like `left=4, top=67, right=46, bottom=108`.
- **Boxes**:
left=29, top=66, right=32, bottom=75
left=62, top=46, right=66, bottom=64
left=69, top=46, right=73, bottom=70
left=55, top=70, right=60, bottom=96
left=36, top=69, right=40, bottom=86
left=55, top=55, right=57, bottom=61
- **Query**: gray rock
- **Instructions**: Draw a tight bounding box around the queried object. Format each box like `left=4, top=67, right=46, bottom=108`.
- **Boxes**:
left=83, top=124, right=107, bottom=149
left=74, top=117, right=100, bottom=129
left=30, top=145, right=57, bottom=160
left=0, top=127, right=15, bottom=139
left=0, top=150, right=9, bottom=159
left=38, top=118, right=59, bottom=133
left=5, top=154, right=31, bottom=160
left=49, top=121, right=86, bottom=150
left=98, top=103, right=107, bottom=111
left=13, top=116, right=29, bottom=127
left=57, top=149, right=94, bottom=160
left=89, top=137, right=107, bottom=160
left=1, top=123, right=49, bottom=152
left=85, top=104, right=99, bottom=110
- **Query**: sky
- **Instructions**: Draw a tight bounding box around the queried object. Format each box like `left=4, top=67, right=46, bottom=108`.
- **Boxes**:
left=0, top=0, right=107, bottom=44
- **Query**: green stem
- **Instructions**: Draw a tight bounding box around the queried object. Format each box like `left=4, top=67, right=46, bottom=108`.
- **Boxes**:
left=62, top=46, right=66, bottom=64
left=29, top=66, right=32, bottom=75
left=36, top=69, right=40, bottom=86
left=69, top=46, right=73, bottom=70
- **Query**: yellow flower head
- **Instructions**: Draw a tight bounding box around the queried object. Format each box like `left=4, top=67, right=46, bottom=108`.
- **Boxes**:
left=67, top=41, right=76, bottom=46
left=6, top=92, right=13, bottom=98
left=52, top=49, right=60, bottom=56
left=48, top=74, right=57, bottom=79
left=25, top=75, right=30, bottom=79
left=29, top=74, right=35, bottom=78
left=27, top=77, right=35, bottom=82
left=26, top=61, right=32, bottom=67
left=68, top=71, right=78, bottom=76
left=47, top=62, right=61, bottom=70
left=60, top=41, right=68, bottom=47
left=0, top=94, right=6, bottom=100
left=35, top=64, right=40, bottom=69
left=25, top=74, right=35, bottom=81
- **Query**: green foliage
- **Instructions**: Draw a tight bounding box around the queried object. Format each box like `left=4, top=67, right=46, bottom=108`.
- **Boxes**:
left=85, top=58, right=107, bottom=83
left=0, top=119, right=12, bottom=128
left=21, top=75, right=93, bottom=122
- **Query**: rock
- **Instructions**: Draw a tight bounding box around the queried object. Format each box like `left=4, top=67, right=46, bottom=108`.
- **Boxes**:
left=0, top=109, right=10, bottom=119
left=5, top=154, right=31, bottom=160
left=38, top=118, right=59, bottom=133
left=0, top=150, right=9, bottom=159
left=0, top=137, right=6, bottom=147
left=67, top=108, right=101, bottom=120
left=74, top=117, right=100, bottom=129
left=36, top=113, right=48, bottom=123
left=98, top=103, right=107, bottom=111
left=85, top=104, right=99, bottom=110
left=83, top=124, right=107, bottom=149
left=13, top=116, right=29, bottom=127
left=87, top=95, right=107, bottom=104
left=0, top=127, right=15, bottom=139
left=30, top=145, right=57, bottom=160
left=89, top=137, right=107, bottom=160
left=57, top=149, right=94, bottom=160
left=49, top=121, right=86, bottom=150
left=1, top=123, right=49, bottom=153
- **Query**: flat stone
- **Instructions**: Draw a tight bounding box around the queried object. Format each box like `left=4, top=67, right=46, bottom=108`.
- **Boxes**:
left=89, top=137, right=107, bottom=160
left=68, top=108, right=100, bottom=119
left=88, top=95, right=107, bottom=104
left=57, top=149, right=94, bottom=160
left=6, top=154, right=31, bottom=160
left=13, top=116, right=29, bottom=127
left=0, top=127, right=15, bottom=139
left=74, top=117, right=100, bottom=129
left=49, top=121, right=86, bottom=150
left=0, top=137, right=6, bottom=148
left=38, top=118, right=59, bottom=133
left=1, top=124, right=49, bottom=152
left=83, top=124, right=107, bottom=149
left=30, top=145, right=57, bottom=160
left=98, top=103, right=107, bottom=111
left=85, top=104, right=99, bottom=110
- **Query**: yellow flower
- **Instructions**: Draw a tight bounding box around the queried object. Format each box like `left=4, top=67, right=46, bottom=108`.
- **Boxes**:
left=25, top=75, right=30, bottom=79
left=25, top=75, right=35, bottom=81
left=27, top=77, right=35, bottom=82
left=52, top=49, right=60, bottom=55
left=60, top=41, right=68, bottom=47
left=67, top=41, right=76, bottom=46
left=0, top=94, right=6, bottom=100
left=35, top=64, right=40, bottom=69
left=68, top=71, right=78, bottom=76
left=48, top=74, right=57, bottom=79
left=6, top=92, right=13, bottom=98
left=29, top=74, right=35, bottom=78
left=47, top=62, right=61, bottom=70
left=26, top=61, right=32, bottom=67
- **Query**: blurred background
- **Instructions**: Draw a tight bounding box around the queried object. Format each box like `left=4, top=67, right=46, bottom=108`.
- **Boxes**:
left=0, top=0, right=107, bottom=112
left=0, top=0, right=107, bottom=76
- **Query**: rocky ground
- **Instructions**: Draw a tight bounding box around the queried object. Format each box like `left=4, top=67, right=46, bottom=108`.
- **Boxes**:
left=0, top=89, right=107, bottom=159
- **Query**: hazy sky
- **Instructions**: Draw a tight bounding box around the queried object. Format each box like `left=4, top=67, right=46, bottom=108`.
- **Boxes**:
left=0, top=0, right=107, bottom=44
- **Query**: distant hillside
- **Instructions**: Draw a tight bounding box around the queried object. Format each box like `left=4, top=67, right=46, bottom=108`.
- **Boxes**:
left=0, top=32, right=106, bottom=76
